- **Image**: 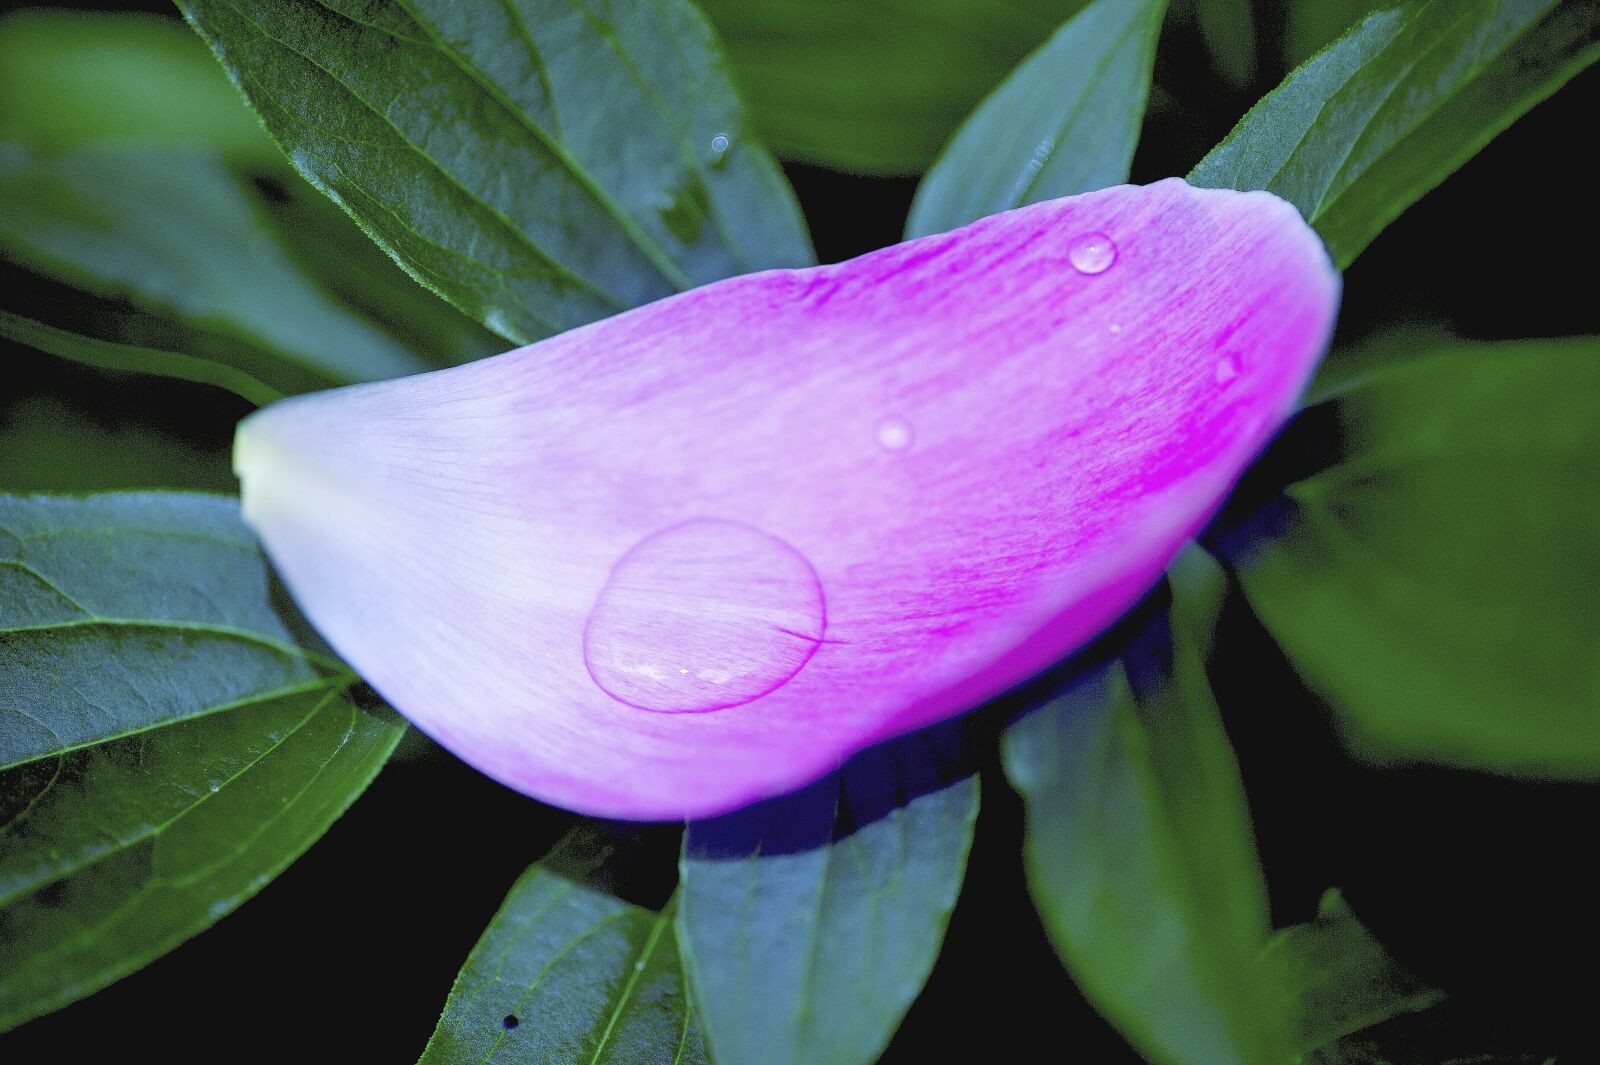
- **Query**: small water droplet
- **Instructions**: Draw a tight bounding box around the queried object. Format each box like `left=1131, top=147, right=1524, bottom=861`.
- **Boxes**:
left=1068, top=232, right=1117, bottom=275
left=1215, top=354, right=1240, bottom=386
left=875, top=417, right=913, bottom=452
left=584, top=519, right=826, bottom=713
left=708, top=133, right=732, bottom=169
left=1108, top=323, right=1124, bottom=335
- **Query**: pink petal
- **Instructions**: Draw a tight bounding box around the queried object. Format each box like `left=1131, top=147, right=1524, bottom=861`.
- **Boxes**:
left=235, top=178, right=1338, bottom=819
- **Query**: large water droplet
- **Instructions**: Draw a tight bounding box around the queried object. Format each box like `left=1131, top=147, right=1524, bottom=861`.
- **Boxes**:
left=876, top=416, right=913, bottom=451
left=1068, top=232, right=1117, bottom=275
left=583, top=519, right=826, bottom=713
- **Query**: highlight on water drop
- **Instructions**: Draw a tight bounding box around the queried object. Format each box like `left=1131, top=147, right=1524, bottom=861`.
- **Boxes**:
left=876, top=416, right=914, bottom=452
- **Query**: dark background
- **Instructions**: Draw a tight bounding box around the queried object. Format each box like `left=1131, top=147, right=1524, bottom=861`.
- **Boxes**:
left=4, top=2, right=1599, bottom=1061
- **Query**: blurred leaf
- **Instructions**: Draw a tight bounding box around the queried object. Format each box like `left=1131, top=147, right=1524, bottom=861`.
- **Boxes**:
left=1261, top=890, right=1444, bottom=1057
left=1193, top=0, right=1258, bottom=88
left=906, top=0, right=1167, bottom=237
left=0, top=144, right=437, bottom=394
left=0, top=310, right=281, bottom=407
left=1001, top=549, right=1275, bottom=1065
left=420, top=826, right=705, bottom=1065
left=0, top=8, right=500, bottom=375
left=677, top=726, right=978, bottom=1065
left=0, top=9, right=277, bottom=166
left=1233, top=338, right=1600, bottom=777
left=1280, top=0, right=1376, bottom=68
left=0, top=491, right=401, bottom=1031
left=0, top=393, right=235, bottom=495
left=177, top=0, right=812, bottom=344
left=700, top=0, right=1092, bottom=175
left=0, top=492, right=348, bottom=770
left=1189, top=0, right=1600, bottom=267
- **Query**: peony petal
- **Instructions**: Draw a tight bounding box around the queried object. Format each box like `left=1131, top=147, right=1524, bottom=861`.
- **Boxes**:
left=235, top=178, right=1338, bottom=819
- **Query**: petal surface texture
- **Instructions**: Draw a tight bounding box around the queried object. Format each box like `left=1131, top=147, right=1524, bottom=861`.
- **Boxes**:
left=236, top=179, right=1338, bottom=819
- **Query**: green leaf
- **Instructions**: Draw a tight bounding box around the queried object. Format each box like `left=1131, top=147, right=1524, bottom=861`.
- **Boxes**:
left=1232, top=337, right=1600, bottom=778
left=0, top=686, right=400, bottom=1031
left=1001, top=549, right=1275, bottom=1065
left=0, top=143, right=436, bottom=395
left=0, top=492, right=402, bottom=1031
left=1189, top=0, right=1600, bottom=267
left=699, top=0, right=1092, bottom=175
left=176, top=0, right=813, bottom=344
left=1193, top=0, right=1258, bottom=88
left=255, top=176, right=503, bottom=369
left=0, top=492, right=347, bottom=769
left=0, top=9, right=278, bottom=166
left=677, top=727, right=979, bottom=1065
left=906, top=0, right=1166, bottom=238
left=0, top=395, right=235, bottom=495
left=419, top=826, right=705, bottom=1065
left=1260, top=890, right=1444, bottom=1058
left=1281, top=0, right=1375, bottom=68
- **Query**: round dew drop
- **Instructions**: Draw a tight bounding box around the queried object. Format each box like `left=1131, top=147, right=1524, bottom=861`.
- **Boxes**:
left=1068, top=232, right=1117, bottom=275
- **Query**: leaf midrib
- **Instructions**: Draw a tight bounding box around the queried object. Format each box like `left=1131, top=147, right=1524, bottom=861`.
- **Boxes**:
left=1312, top=1, right=1506, bottom=217
left=586, top=907, right=673, bottom=1065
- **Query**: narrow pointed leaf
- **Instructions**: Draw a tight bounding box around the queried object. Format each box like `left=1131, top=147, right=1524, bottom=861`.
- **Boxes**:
left=0, top=684, right=400, bottom=1031
left=0, top=9, right=277, bottom=165
left=1001, top=550, right=1275, bottom=1065
left=698, top=0, right=1091, bottom=175
left=907, top=0, right=1167, bottom=237
left=677, top=727, right=979, bottom=1065
left=0, top=144, right=435, bottom=393
left=234, top=179, right=1339, bottom=818
left=1189, top=0, right=1600, bottom=267
left=1261, top=890, right=1444, bottom=1057
left=0, top=310, right=282, bottom=408
left=176, top=0, right=813, bottom=344
left=419, top=827, right=705, bottom=1065
left=1232, top=338, right=1600, bottom=776
left=0, top=492, right=346, bottom=769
